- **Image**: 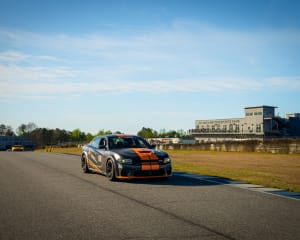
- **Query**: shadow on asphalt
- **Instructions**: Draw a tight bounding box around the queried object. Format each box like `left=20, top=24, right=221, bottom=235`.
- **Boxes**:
left=120, top=174, right=226, bottom=187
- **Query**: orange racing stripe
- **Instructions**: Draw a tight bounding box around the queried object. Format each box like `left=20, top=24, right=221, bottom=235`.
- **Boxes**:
left=132, top=148, right=160, bottom=171
left=141, top=163, right=159, bottom=171
left=87, top=159, right=101, bottom=173
left=132, top=148, right=158, bottom=160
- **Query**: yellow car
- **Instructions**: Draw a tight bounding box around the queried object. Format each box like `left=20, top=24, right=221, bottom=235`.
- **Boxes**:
left=11, top=145, right=24, bottom=151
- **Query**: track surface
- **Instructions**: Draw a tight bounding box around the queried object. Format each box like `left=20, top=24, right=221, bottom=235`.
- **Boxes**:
left=0, top=152, right=299, bottom=240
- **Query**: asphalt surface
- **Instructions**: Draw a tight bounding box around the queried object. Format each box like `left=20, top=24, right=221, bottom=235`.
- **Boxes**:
left=0, top=152, right=299, bottom=240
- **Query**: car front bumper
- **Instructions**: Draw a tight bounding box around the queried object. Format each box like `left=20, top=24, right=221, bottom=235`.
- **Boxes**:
left=116, top=163, right=172, bottom=179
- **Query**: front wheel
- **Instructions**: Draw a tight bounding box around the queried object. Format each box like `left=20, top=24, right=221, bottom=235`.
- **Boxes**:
left=106, top=159, right=116, bottom=181
left=81, top=155, right=90, bottom=173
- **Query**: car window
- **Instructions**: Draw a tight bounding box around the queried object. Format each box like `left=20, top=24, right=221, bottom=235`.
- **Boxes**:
left=135, top=137, right=149, bottom=148
left=99, top=138, right=106, bottom=147
left=108, top=136, right=150, bottom=149
left=91, top=137, right=100, bottom=148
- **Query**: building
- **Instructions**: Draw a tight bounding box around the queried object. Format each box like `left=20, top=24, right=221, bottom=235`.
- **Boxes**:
left=189, top=106, right=300, bottom=142
left=148, top=138, right=196, bottom=145
left=0, top=136, right=35, bottom=151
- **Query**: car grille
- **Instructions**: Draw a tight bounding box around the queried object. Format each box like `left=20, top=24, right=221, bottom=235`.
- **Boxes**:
left=121, top=168, right=168, bottom=177
left=135, top=169, right=166, bottom=176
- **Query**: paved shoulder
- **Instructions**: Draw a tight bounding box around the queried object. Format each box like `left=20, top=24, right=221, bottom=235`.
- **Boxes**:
left=175, top=171, right=300, bottom=200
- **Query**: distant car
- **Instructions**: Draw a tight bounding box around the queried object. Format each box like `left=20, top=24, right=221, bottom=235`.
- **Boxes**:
left=11, top=145, right=24, bottom=151
left=81, top=134, right=172, bottom=181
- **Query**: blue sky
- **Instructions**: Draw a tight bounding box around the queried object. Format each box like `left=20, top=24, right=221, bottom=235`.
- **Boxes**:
left=1, top=0, right=300, bottom=135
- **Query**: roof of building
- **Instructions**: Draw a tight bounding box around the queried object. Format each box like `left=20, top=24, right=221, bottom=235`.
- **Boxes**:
left=244, top=105, right=277, bottom=109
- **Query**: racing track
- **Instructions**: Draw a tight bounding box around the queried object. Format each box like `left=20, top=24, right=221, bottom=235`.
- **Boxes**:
left=0, top=152, right=299, bottom=240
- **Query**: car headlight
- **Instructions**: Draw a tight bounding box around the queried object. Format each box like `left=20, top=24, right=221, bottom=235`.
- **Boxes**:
left=114, top=153, right=121, bottom=160
left=120, top=159, right=133, bottom=164
left=163, top=158, right=171, bottom=164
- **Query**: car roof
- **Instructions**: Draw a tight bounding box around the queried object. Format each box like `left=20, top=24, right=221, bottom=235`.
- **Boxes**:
left=96, top=134, right=136, bottom=138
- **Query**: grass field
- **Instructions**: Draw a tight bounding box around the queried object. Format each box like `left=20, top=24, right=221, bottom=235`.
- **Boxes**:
left=40, top=147, right=300, bottom=192
left=168, top=150, right=300, bottom=192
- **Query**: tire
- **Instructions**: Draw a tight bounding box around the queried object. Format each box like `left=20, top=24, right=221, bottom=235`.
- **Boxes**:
left=82, top=155, right=90, bottom=173
left=106, top=159, right=116, bottom=181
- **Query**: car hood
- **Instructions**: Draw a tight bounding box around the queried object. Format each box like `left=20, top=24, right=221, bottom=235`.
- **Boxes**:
left=113, top=148, right=168, bottom=160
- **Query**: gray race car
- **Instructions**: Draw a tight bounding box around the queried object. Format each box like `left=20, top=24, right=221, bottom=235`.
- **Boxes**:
left=81, top=134, right=172, bottom=181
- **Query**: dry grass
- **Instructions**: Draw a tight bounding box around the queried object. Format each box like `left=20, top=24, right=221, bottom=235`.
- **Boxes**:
left=37, top=147, right=300, bottom=192
left=36, top=147, right=82, bottom=155
left=169, top=150, right=300, bottom=192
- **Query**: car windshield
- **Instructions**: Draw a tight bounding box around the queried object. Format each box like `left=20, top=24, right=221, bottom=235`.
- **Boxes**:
left=108, top=136, right=150, bottom=149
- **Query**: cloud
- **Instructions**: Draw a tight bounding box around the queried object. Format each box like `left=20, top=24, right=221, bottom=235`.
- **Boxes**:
left=264, top=77, right=300, bottom=89
left=2, top=23, right=298, bottom=63
left=0, top=65, right=80, bottom=82
left=2, top=73, right=298, bottom=101
left=0, top=51, right=29, bottom=62
left=0, top=21, right=299, bottom=101
left=0, top=51, right=61, bottom=63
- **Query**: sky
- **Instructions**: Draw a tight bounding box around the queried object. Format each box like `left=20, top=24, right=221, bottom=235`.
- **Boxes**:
left=1, top=0, right=300, bottom=135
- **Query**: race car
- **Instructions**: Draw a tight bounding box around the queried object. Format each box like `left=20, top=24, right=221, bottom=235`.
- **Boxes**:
left=81, top=134, right=172, bottom=181
left=11, top=145, right=24, bottom=151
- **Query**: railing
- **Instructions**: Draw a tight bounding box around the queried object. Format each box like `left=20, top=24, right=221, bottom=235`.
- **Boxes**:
left=189, top=129, right=244, bottom=134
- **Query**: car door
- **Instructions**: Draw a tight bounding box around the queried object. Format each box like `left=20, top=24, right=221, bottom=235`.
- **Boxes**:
left=88, top=137, right=100, bottom=169
left=91, top=137, right=106, bottom=172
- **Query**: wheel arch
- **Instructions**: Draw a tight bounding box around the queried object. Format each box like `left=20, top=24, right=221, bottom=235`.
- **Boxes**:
left=105, top=157, right=118, bottom=180
left=81, top=151, right=88, bottom=162
left=105, top=157, right=117, bottom=171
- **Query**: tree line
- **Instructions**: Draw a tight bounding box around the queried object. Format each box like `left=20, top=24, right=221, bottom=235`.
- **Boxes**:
left=137, top=127, right=192, bottom=139
left=0, top=123, right=192, bottom=147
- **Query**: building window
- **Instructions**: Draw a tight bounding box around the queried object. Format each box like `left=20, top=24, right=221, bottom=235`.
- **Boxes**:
left=256, top=124, right=262, bottom=132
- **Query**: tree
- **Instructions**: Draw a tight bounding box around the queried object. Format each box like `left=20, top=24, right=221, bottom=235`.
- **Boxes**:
left=28, top=128, right=52, bottom=146
left=96, top=129, right=112, bottom=136
left=27, top=122, right=38, bottom=133
left=16, top=122, right=37, bottom=136
left=71, top=128, right=82, bottom=142
left=0, top=124, right=5, bottom=135
left=159, top=129, right=166, bottom=137
left=16, top=124, right=27, bottom=136
left=165, top=130, right=177, bottom=138
left=85, top=133, right=94, bottom=142
left=0, top=124, right=15, bottom=136
left=113, top=130, right=122, bottom=134
left=137, top=127, right=157, bottom=138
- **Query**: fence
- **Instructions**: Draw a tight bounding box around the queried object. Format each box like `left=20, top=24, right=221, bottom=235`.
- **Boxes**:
left=158, top=139, right=300, bottom=154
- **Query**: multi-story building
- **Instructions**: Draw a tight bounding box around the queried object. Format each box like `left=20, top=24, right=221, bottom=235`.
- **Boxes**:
left=189, top=106, right=300, bottom=142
